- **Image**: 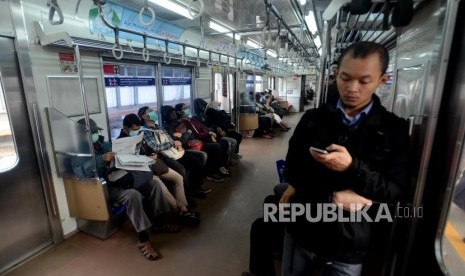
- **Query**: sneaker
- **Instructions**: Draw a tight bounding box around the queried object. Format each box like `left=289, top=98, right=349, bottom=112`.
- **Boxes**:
left=206, top=174, right=225, bottom=182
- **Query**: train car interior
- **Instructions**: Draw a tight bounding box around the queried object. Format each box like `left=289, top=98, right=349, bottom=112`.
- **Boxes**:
left=1, top=0, right=465, bottom=275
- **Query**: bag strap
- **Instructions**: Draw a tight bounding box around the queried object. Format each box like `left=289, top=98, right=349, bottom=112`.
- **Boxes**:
left=185, top=119, right=199, bottom=134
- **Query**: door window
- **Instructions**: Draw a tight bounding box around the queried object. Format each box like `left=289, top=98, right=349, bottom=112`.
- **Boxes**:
left=0, top=79, right=18, bottom=172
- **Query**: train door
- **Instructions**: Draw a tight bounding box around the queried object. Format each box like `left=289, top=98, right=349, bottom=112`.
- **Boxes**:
left=0, top=37, right=54, bottom=273
left=227, top=72, right=235, bottom=113
left=214, top=69, right=234, bottom=114
left=214, top=71, right=223, bottom=105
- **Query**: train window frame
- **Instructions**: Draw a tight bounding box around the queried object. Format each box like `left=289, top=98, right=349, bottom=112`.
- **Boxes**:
left=0, top=73, right=19, bottom=173
left=103, top=63, right=157, bottom=140
left=392, top=61, right=429, bottom=120
left=160, top=66, right=193, bottom=110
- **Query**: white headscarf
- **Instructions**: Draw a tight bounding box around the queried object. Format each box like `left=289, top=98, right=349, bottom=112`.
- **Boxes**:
left=208, top=101, right=221, bottom=110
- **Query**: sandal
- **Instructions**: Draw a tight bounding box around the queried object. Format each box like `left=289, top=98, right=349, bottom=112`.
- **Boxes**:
left=137, top=241, right=161, bottom=261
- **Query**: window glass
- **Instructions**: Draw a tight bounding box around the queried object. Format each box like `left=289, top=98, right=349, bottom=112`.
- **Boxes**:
left=161, top=67, right=192, bottom=108
left=255, top=75, right=263, bottom=92
left=104, top=64, right=157, bottom=139
left=0, top=81, right=18, bottom=172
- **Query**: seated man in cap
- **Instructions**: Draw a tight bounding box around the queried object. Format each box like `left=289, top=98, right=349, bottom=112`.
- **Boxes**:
left=71, top=118, right=175, bottom=261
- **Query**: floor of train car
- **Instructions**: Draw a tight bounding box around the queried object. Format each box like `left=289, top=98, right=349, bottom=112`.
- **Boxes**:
left=443, top=204, right=465, bottom=275
left=8, top=109, right=307, bottom=276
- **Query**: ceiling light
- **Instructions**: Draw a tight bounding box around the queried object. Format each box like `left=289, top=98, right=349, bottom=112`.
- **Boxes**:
left=149, top=0, right=193, bottom=20
left=314, top=35, right=321, bottom=48
left=246, top=40, right=260, bottom=48
left=267, top=50, right=277, bottom=58
left=299, top=0, right=307, bottom=5
left=209, top=21, right=241, bottom=40
left=304, top=10, right=318, bottom=35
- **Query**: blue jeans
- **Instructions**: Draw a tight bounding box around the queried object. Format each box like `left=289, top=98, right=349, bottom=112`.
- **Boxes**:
left=282, top=230, right=362, bottom=276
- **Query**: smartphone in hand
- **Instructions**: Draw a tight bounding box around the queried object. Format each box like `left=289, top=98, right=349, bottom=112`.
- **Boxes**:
left=310, top=146, right=329, bottom=154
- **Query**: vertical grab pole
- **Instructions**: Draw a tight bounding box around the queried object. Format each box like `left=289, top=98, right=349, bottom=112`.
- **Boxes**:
left=74, top=44, right=98, bottom=178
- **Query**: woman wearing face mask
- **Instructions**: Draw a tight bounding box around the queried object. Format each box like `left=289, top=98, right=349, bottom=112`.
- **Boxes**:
left=174, top=103, right=232, bottom=178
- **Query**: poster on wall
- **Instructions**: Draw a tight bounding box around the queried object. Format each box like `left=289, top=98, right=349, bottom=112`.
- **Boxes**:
left=59, top=53, right=77, bottom=74
left=89, top=2, right=185, bottom=50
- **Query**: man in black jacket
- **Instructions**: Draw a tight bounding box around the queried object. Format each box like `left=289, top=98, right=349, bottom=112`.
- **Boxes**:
left=281, top=41, right=410, bottom=275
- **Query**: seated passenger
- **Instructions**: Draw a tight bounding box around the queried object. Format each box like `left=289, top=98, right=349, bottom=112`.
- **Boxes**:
left=255, top=93, right=290, bottom=131
left=71, top=118, right=171, bottom=261
left=175, top=103, right=232, bottom=178
left=121, top=113, right=211, bottom=200
left=138, top=106, right=208, bottom=170
left=264, top=92, right=287, bottom=118
left=117, top=115, right=200, bottom=222
left=193, top=99, right=241, bottom=166
left=202, top=99, right=243, bottom=160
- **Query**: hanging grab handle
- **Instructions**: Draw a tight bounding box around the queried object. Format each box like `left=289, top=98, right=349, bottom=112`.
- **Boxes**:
left=112, top=28, right=123, bottom=60
left=48, top=0, right=64, bottom=25
left=142, top=35, right=150, bottom=62
left=181, top=46, right=188, bottom=66
left=139, top=1, right=156, bottom=27
left=188, top=0, right=205, bottom=19
left=164, top=41, right=171, bottom=64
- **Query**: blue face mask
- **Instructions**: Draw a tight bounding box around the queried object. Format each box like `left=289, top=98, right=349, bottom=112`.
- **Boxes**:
left=129, top=130, right=140, bottom=137
left=91, top=133, right=100, bottom=143
left=182, top=109, right=190, bottom=117
left=148, top=111, right=158, bottom=122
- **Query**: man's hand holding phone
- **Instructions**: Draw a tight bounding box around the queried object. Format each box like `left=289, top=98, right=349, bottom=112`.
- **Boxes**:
left=310, top=144, right=353, bottom=172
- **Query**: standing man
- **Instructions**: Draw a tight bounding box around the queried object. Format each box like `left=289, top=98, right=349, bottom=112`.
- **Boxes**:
left=282, top=41, right=410, bottom=275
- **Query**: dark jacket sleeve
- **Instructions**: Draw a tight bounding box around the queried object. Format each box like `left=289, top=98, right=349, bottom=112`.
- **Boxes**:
left=349, top=118, right=410, bottom=203
left=284, top=110, right=314, bottom=192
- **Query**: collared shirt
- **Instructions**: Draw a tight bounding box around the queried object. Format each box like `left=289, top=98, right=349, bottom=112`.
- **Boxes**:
left=336, top=98, right=373, bottom=128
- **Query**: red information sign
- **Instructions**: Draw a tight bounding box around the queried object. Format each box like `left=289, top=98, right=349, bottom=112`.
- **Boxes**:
left=59, top=53, right=77, bottom=73
left=103, top=64, right=121, bottom=75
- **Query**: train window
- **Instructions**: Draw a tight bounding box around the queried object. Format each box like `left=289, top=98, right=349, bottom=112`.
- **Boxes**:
left=0, top=81, right=18, bottom=172
left=227, top=73, right=234, bottom=112
left=214, top=72, right=223, bottom=102
left=255, top=75, right=263, bottom=92
left=103, top=64, right=157, bottom=139
left=161, top=67, right=192, bottom=108
left=440, top=147, right=465, bottom=275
